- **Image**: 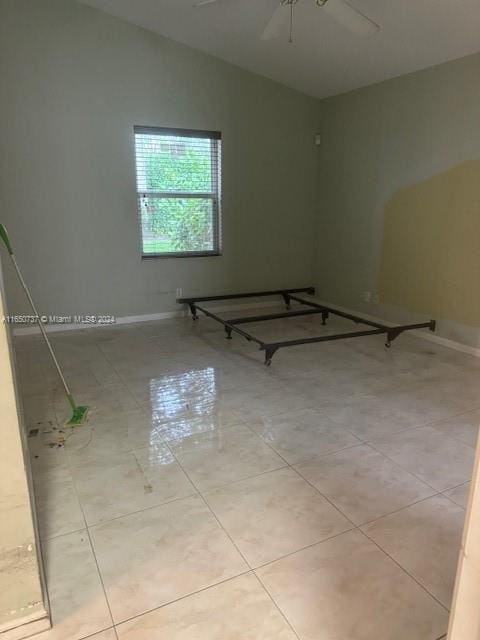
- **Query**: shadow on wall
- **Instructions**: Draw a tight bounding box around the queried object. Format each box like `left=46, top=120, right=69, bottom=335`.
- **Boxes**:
left=379, top=160, right=480, bottom=327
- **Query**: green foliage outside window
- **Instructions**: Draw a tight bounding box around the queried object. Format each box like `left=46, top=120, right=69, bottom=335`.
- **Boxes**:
left=140, top=136, right=218, bottom=254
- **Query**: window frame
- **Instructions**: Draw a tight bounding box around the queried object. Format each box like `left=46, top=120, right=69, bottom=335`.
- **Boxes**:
left=134, top=125, right=222, bottom=259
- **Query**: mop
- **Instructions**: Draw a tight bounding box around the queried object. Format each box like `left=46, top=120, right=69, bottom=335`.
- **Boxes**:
left=0, top=223, right=89, bottom=426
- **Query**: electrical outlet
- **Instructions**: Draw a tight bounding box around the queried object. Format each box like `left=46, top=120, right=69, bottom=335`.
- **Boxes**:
left=176, top=288, right=182, bottom=299
left=362, top=291, right=372, bottom=303
left=372, top=293, right=379, bottom=304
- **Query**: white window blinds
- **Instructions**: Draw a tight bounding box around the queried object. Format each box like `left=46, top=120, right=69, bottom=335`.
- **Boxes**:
left=134, top=126, right=222, bottom=257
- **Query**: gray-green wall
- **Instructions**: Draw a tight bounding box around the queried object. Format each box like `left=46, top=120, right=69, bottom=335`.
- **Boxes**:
left=0, top=0, right=319, bottom=319
left=1, top=0, right=479, bottom=347
left=315, top=53, right=480, bottom=347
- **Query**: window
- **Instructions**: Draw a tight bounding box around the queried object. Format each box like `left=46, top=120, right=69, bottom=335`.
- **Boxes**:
left=134, top=126, right=222, bottom=257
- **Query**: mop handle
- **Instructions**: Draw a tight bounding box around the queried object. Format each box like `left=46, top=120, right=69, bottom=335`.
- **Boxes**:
left=10, top=252, right=74, bottom=404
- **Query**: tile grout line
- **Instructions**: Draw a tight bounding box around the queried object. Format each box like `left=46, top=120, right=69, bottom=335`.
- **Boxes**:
left=239, top=419, right=455, bottom=615
left=366, top=438, right=470, bottom=494
left=190, top=369, right=455, bottom=630
left=350, top=441, right=442, bottom=493
left=360, top=528, right=450, bottom=612
left=93, top=341, right=146, bottom=416
left=240, top=422, right=394, bottom=529
left=357, top=487, right=465, bottom=528
left=251, top=571, right=302, bottom=640
left=240, top=418, right=459, bottom=532
left=239, top=420, right=362, bottom=525
left=35, top=413, right=459, bottom=637
left=22, top=324, right=472, bottom=638
left=77, top=627, right=118, bottom=640
left=324, top=405, right=479, bottom=450
left=34, top=396, right=468, bottom=525
left=66, top=451, right=120, bottom=640
left=110, top=570, right=253, bottom=631
left=163, top=441, right=252, bottom=570
left=292, top=460, right=453, bottom=614
left=84, top=530, right=119, bottom=640
left=236, top=405, right=469, bottom=502
left=165, top=438, right=303, bottom=640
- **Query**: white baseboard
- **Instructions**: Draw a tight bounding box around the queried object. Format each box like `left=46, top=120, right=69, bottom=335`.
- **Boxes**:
left=312, top=297, right=480, bottom=359
left=12, top=299, right=280, bottom=336
left=13, top=294, right=480, bottom=359
left=412, top=330, right=480, bottom=358
left=0, top=610, right=50, bottom=640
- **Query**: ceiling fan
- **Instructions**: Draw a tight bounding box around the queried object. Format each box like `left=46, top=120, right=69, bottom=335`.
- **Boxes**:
left=195, top=0, right=379, bottom=42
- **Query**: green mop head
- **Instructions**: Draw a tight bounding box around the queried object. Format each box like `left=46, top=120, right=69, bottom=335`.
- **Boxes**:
left=66, top=403, right=90, bottom=427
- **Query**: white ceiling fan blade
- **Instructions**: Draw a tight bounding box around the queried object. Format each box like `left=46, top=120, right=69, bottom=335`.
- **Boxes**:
left=195, top=0, right=222, bottom=7
left=261, top=2, right=290, bottom=41
left=319, top=0, right=379, bottom=37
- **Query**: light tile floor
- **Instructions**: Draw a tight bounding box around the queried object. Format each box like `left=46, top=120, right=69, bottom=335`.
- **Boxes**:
left=16, top=308, right=480, bottom=639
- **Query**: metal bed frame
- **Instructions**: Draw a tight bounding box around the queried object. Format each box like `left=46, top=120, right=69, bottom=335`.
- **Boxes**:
left=178, top=287, right=436, bottom=366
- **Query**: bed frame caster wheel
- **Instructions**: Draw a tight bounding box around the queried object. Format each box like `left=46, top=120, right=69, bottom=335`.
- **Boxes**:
left=264, top=347, right=278, bottom=366
left=385, top=341, right=391, bottom=348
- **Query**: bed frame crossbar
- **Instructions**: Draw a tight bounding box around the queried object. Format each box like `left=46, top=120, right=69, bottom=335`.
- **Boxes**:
left=178, top=287, right=436, bottom=365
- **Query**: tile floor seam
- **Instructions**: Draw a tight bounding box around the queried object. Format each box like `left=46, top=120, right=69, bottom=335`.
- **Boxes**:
left=357, top=488, right=464, bottom=528
left=84, top=485, right=201, bottom=529
left=161, top=433, right=302, bottom=640
left=330, top=409, right=473, bottom=444
left=236, top=423, right=420, bottom=552
left=159, top=420, right=245, bottom=446
left=287, top=454, right=463, bottom=610
left=77, top=627, right=118, bottom=640
left=358, top=527, right=450, bottom=613
left=19, top=321, right=472, bottom=639
left=94, top=344, right=142, bottom=407
left=68, top=460, right=118, bottom=634
left=165, top=441, right=254, bottom=570
left=133, top=444, right=200, bottom=506
left=250, top=526, right=357, bottom=572
left=243, top=420, right=366, bottom=466
left=441, top=481, right=471, bottom=509
left=91, top=342, right=122, bottom=388
left=163, top=434, right=289, bottom=489
left=427, top=415, right=479, bottom=449
left=316, top=371, right=480, bottom=416
left=64, top=439, right=355, bottom=533
left=196, top=462, right=292, bottom=496
left=370, top=409, right=480, bottom=449
left=289, top=463, right=360, bottom=525
left=365, top=441, right=447, bottom=493
left=240, top=425, right=365, bottom=531
left=224, top=426, right=396, bottom=574
left=250, top=571, right=302, bottom=640
left=39, top=525, right=88, bottom=543
left=112, top=569, right=253, bottom=628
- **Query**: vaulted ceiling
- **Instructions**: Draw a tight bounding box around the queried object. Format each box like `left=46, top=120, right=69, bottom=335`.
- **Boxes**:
left=79, top=0, right=480, bottom=98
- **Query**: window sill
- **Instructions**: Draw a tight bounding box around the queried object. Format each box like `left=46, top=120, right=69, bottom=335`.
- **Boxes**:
left=141, top=252, right=222, bottom=259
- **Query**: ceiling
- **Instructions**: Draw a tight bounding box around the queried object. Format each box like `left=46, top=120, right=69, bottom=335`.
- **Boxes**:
left=79, top=0, right=480, bottom=98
